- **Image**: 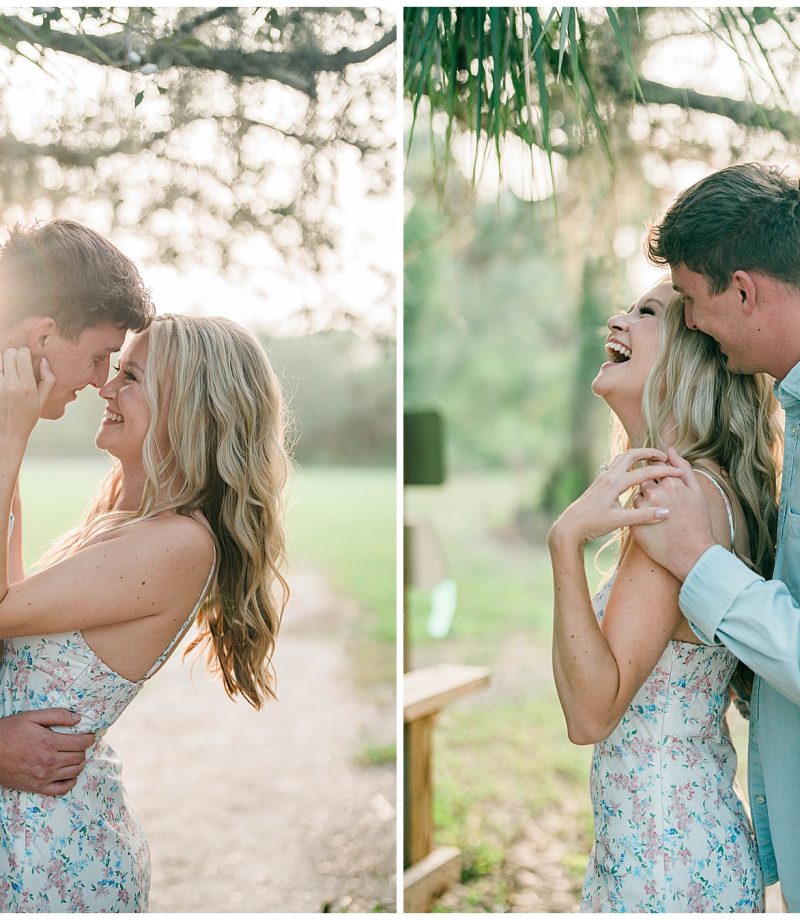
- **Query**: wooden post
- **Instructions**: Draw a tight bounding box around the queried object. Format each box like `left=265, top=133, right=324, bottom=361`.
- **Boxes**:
left=404, top=714, right=434, bottom=865
left=403, top=663, right=490, bottom=911
left=404, top=524, right=412, bottom=674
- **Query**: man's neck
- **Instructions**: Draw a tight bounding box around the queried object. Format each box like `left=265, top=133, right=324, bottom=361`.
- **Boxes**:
left=751, top=278, right=800, bottom=380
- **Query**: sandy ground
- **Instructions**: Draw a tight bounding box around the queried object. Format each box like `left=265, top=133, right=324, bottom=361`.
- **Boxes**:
left=105, top=566, right=396, bottom=913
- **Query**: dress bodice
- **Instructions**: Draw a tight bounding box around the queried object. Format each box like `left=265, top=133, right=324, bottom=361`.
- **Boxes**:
left=593, top=576, right=738, bottom=745
left=0, top=631, right=146, bottom=737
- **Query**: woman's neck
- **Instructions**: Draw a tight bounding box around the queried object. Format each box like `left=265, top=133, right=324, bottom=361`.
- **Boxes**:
left=619, top=410, right=678, bottom=452
left=116, top=470, right=146, bottom=512
left=115, top=460, right=184, bottom=513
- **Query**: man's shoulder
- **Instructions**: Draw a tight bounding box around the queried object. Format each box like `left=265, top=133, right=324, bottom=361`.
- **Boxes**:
left=776, top=359, right=800, bottom=407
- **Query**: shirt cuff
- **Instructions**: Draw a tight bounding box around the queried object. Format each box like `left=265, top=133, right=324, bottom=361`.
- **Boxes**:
left=679, top=544, right=762, bottom=644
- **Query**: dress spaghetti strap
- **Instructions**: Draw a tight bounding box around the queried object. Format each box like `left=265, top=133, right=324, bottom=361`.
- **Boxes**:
left=142, top=549, right=217, bottom=681
left=692, top=467, right=736, bottom=547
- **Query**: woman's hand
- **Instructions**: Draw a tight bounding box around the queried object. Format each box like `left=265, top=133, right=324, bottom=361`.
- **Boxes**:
left=0, top=348, right=55, bottom=446
left=547, top=448, right=686, bottom=550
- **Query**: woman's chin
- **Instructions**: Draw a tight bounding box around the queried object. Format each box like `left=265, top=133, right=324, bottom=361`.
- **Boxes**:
left=591, top=368, right=612, bottom=399
left=592, top=379, right=626, bottom=417
left=95, top=430, right=117, bottom=456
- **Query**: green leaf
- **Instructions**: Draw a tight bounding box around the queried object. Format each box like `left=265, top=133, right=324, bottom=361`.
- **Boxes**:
left=134, top=90, right=144, bottom=107
left=488, top=7, right=504, bottom=152
left=472, top=8, right=485, bottom=183
left=557, top=8, right=570, bottom=81
left=605, top=7, right=645, bottom=103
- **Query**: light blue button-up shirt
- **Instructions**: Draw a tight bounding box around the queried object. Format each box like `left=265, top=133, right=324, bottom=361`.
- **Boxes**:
left=680, top=358, right=800, bottom=910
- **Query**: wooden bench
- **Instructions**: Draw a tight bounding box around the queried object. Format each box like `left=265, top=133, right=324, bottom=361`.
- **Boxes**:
left=403, top=663, right=490, bottom=911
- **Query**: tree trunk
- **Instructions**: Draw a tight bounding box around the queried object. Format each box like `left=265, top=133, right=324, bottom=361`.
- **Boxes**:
left=541, top=257, right=610, bottom=515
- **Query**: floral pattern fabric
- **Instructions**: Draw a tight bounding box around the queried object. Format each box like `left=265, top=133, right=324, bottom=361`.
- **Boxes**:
left=0, top=631, right=151, bottom=912
left=581, top=575, right=764, bottom=913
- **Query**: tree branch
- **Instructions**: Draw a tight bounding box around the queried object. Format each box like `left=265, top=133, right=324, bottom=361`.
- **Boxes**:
left=239, top=116, right=385, bottom=156
left=178, top=8, right=229, bottom=35
left=0, top=131, right=168, bottom=166
left=634, top=77, right=800, bottom=141
left=309, top=26, right=397, bottom=69
left=0, top=13, right=397, bottom=99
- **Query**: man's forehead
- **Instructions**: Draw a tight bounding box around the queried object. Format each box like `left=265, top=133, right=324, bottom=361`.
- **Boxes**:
left=78, top=323, right=128, bottom=350
left=670, top=265, right=691, bottom=293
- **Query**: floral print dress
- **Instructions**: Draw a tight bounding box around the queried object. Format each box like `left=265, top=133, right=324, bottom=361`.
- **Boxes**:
left=0, top=560, right=214, bottom=913
left=581, top=474, right=763, bottom=913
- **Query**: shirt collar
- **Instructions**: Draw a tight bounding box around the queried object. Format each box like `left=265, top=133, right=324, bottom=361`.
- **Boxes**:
left=775, top=359, right=800, bottom=409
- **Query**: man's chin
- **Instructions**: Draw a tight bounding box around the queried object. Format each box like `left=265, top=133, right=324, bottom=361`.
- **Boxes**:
left=720, top=353, right=748, bottom=375
left=40, top=402, right=68, bottom=421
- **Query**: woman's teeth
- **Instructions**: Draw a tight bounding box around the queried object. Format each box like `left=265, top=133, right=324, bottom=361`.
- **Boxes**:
left=605, top=341, right=631, bottom=363
left=104, top=411, right=124, bottom=422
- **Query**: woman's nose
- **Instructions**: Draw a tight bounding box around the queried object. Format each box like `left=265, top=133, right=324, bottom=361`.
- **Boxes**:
left=607, top=313, right=628, bottom=334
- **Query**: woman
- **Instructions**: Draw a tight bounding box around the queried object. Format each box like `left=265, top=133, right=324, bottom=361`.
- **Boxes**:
left=0, top=314, right=290, bottom=911
left=547, top=281, right=781, bottom=912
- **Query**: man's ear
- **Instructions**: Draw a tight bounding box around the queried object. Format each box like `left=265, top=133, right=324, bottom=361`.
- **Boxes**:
left=732, top=270, right=758, bottom=317
left=26, top=317, right=57, bottom=357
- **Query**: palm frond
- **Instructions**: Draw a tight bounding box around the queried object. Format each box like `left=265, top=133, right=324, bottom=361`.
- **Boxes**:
left=605, top=7, right=645, bottom=103
left=403, top=6, right=798, bottom=195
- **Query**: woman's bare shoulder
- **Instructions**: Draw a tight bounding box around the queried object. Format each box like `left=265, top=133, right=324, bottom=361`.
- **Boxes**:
left=96, top=513, right=215, bottom=573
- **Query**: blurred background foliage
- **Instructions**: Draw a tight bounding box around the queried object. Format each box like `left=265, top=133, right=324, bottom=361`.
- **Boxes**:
left=0, top=6, right=396, bottom=332
left=404, top=6, right=800, bottom=912
left=406, top=5, right=800, bottom=512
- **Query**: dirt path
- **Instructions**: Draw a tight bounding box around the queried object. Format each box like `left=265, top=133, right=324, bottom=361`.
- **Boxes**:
left=105, top=566, right=396, bottom=912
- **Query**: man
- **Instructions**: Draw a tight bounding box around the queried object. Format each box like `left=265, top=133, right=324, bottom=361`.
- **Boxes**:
left=0, top=218, right=153, bottom=795
left=629, top=163, right=800, bottom=909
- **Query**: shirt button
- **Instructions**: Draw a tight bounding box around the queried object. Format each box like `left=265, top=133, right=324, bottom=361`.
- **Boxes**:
left=755, top=795, right=766, bottom=805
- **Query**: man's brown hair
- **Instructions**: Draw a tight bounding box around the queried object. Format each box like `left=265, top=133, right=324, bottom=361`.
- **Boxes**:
left=646, top=162, right=800, bottom=293
left=0, top=219, right=154, bottom=339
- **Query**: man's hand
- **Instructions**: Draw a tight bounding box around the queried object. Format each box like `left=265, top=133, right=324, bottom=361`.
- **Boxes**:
left=0, top=709, right=95, bottom=796
left=631, top=448, right=717, bottom=581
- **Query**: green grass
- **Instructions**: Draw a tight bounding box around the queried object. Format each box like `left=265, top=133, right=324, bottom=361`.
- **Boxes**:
left=356, top=742, right=397, bottom=767
left=287, top=465, right=395, bottom=644
left=19, top=456, right=112, bottom=566
left=406, top=472, right=561, bottom=648
left=429, top=693, right=593, bottom=910
left=406, top=473, right=620, bottom=648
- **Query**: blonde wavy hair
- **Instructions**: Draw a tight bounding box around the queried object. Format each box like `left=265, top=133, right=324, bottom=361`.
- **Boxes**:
left=40, top=314, right=291, bottom=709
left=608, top=291, right=782, bottom=698
left=638, top=293, right=781, bottom=579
